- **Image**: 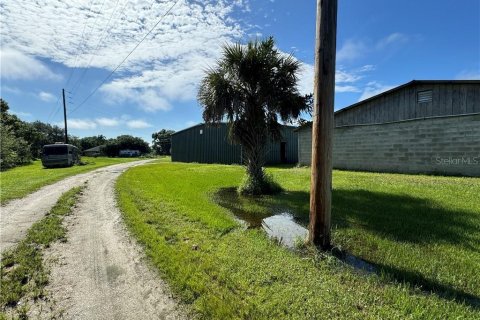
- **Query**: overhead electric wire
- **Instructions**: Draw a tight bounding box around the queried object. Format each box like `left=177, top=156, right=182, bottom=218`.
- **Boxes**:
left=46, top=95, right=62, bottom=123
left=64, top=0, right=96, bottom=88
left=70, top=0, right=160, bottom=95
left=65, top=0, right=110, bottom=90
left=69, top=0, right=181, bottom=115
left=69, top=0, right=124, bottom=93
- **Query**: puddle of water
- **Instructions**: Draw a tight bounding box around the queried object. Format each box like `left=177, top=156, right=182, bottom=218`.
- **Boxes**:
left=214, top=188, right=378, bottom=273
left=214, top=188, right=309, bottom=248
left=262, top=213, right=308, bottom=248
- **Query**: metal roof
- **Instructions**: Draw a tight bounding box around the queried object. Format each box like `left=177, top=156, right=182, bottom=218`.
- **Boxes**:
left=172, top=122, right=298, bottom=136
left=295, top=80, right=480, bottom=131
left=171, top=123, right=204, bottom=136
left=335, top=80, right=480, bottom=115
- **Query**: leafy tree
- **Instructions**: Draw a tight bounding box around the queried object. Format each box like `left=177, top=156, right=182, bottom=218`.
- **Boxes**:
left=152, top=129, right=175, bottom=155
left=104, top=135, right=151, bottom=157
left=116, top=135, right=150, bottom=153
left=0, top=99, right=32, bottom=169
left=198, top=37, right=310, bottom=194
left=24, top=121, right=66, bottom=158
left=79, top=135, right=107, bottom=151
left=0, top=124, right=31, bottom=170
left=1, top=99, right=22, bottom=129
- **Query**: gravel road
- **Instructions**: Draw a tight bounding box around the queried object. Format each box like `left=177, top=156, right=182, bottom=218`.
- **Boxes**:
left=31, top=160, right=187, bottom=320
left=0, top=161, right=151, bottom=253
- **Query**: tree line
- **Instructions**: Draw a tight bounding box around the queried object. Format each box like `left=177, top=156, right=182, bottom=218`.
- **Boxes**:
left=0, top=99, right=157, bottom=171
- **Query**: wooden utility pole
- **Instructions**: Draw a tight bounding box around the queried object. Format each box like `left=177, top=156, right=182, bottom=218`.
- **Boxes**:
left=62, top=88, right=69, bottom=144
left=309, top=0, right=337, bottom=249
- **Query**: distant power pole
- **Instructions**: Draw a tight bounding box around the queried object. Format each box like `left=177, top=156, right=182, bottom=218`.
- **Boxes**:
left=62, top=88, right=69, bottom=144
left=309, top=0, right=337, bottom=249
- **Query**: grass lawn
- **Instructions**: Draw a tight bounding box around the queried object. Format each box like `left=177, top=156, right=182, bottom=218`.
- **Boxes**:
left=116, top=162, right=479, bottom=319
left=0, top=157, right=141, bottom=204
left=1, top=187, right=83, bottom=318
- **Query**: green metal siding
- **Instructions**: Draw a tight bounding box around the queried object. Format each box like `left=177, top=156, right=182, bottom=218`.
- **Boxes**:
left=264, top=126, right=299, bottom=164
left=171, top=124, right=298, bottom=164
left=171, top=124, right=241, bottom=164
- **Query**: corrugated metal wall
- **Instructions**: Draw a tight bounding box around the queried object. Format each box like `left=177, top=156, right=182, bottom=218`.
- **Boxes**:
left=335, top=82, right=480, bottom=127
left=264, top=126, right=299, bottom=164
left=171, top=123, right=298, bottom=164
left=171, top=124, right=241, bottom=164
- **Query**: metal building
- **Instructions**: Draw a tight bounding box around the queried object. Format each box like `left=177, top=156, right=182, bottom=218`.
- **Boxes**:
left=334, top=80, right=480, bottom=126
left=171, top=123, right=298, bottom=164
left=298, top=80, right=480, bottom=176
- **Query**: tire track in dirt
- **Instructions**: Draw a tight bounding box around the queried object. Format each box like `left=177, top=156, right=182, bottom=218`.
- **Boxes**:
left=33, top=162, right=187, bottom=319
left=0, top=161, right=151, bottom=253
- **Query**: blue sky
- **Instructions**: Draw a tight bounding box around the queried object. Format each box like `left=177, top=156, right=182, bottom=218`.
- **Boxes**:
left=1, top=0, right=479, bottom=143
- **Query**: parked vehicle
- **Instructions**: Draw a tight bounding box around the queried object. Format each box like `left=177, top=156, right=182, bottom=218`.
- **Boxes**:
left=42, top=143, right=80, bottom=168
left=119, top=149, right=140, bottom=157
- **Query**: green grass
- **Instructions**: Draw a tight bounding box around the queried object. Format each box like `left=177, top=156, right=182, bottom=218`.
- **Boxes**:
left=116, top=162, right=480, bottom=319
left=0, top=157, right=140, bottom=204
left=0, top=187, right=83, bottom=316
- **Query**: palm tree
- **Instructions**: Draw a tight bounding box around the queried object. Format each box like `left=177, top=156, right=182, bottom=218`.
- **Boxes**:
left=198, top=37, right=310, bottom=195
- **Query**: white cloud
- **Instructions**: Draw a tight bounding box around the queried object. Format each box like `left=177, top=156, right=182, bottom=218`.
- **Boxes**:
left=100, top=84, right=172, bottom=112
left=1, top=86, right=21, bottom=94
left=297, top=64, right=314, bottom=95
left=337, top=39, right=368, bottom=62
left=455, top=69, right=480, bottom=80
left=298, top=63, right=377, bottom=95
left=11, top=110, right=32, bottom=117
left=126, top=119, right=152, bottom=129
left=95, top=117, right=120, bottom=127
left=357, top=65, right=376, bottom=72
left=359, top=81, right=396, bottom=101
left=376, top=33, right=409, bottom=50
left=67, top=119, right=97, bottom=130
left=66, top=116, right=152, bottom=129
left=337, top=33, right=410, bottom=63
left=0, top=48, right=61, bottom=81
left=38, top=91, right=56, bottom=102
left=336, top=69, right=363, bottom=83
left=1, top=0, right=247, bottom=112
left=335, top=85, right=361, bottom=93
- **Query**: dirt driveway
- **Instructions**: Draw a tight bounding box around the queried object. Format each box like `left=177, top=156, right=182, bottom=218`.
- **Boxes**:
left=2, top=160, right=187, bottom=319
left=1, top=160, right=150, bottom=253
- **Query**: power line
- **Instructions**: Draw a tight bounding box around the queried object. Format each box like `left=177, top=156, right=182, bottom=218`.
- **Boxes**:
left=46, top=95, right=62, bottom=123
left=69, top=0, right=124, bottom=93
left=64, top=0, right=97, bottom=89
left=69, top=0, right=181, bottom=115
left=65, top=0, right=111, bottom=90
left=70, top=0, right=160, bottom=95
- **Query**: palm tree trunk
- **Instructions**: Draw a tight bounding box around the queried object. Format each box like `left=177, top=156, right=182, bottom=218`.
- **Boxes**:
left=241, top=129, right=267, bottom=194
left=245, top=146, right=265, bottom=185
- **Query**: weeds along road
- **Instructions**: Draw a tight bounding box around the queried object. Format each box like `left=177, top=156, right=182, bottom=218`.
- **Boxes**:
left=31, top=160, right=186, bottom=320
left=0, top=161, right=152, bottom=253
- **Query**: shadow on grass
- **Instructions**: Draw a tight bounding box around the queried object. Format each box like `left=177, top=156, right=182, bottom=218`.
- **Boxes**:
left=216, top=187, right=478, bottom=246
left=376, top=260, right=480, bottom=309
left=332, top=189, right=479, bottom=247
left=214, top=187, right=480, bottom=308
